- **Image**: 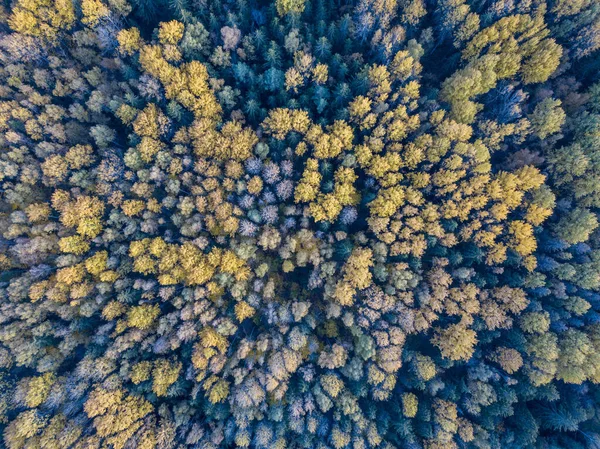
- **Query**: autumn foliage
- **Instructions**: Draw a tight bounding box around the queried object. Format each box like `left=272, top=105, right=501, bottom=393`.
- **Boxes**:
left=1, top=0, right=600, bottom=448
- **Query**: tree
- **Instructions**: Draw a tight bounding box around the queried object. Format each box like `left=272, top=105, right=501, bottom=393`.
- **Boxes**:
left=276, top=0, right=305, bottom=16
left=432, top=324, right=477, bottom=361
left=529, top=98, right=566, bottom=139
left=554, top=208, right=598, bottom=244
left=84, top=386, right=153, bottom=448
left=8, top=0, right=75, bottom=40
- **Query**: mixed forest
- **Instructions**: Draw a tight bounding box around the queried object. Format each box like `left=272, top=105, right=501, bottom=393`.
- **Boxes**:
left=2, top=0, right=600, bottom=447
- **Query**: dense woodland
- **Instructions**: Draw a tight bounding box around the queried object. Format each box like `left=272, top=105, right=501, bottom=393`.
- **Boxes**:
left=1, top=0, right=600, bottom=447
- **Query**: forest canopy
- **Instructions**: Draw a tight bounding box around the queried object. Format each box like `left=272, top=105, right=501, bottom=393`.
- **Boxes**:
left=1, top=0, right=600, bottom=448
